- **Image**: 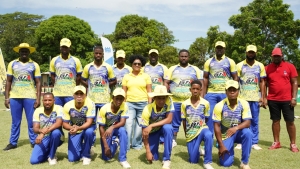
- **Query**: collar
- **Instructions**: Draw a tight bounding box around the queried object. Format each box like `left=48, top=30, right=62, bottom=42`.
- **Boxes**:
left=214, top=54, right=225, bottom=60
left=242, top=59, right=257, bottom=66
left=177, top=63, right=191, bottom=68
left=59, top=54, right=71, bottom=60
left=16, top=58, right=33, bottom=63
left=145, top=62, right=161, bottom=66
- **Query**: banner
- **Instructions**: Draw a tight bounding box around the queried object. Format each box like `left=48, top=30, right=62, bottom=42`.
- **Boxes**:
left=100, top=37, right=114, bottom=66
left=0, top=48, right=6, bottom=94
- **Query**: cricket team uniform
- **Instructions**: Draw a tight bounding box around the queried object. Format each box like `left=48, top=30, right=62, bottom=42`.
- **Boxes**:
left=112, top=64, right=132, bottom=89
left=204, top=55, right=237, bottom=134
left=50, top=54, right=83, bottom=106
left=181, top=98, right=213, bottom=164
left=7, top=58, right=41, bottom=146
left=62, top=98, right=96, bottom=162
left=30, top=105, right=64, bottom=164
left=143, top=62, right=168, bottom=91
left=97, top=102, right=129, bottom=162
left=237, top=60, right=266, bottom=145
left=140, top=97, right=174, bottom=161
left=212, top=98, right=252, bottom=167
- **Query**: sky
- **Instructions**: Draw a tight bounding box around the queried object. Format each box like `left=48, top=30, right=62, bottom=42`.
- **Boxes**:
left=1, top=0, right=300, bottom=49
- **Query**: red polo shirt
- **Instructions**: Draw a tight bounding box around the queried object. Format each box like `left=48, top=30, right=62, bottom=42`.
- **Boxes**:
left=265, top=61, right=298, bottom=101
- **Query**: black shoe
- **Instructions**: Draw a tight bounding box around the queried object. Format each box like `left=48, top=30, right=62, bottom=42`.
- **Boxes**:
left=3, top=143, right=17, bottom=151
left=31, top=143, right=35, bottom=148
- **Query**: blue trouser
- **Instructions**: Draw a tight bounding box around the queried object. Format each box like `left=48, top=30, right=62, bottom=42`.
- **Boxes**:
left=54, top=96, right=73, bottom=107
left=204, top=93, right=226, bottom=134
left=9, top=98, right=36, bottom=145
left=219, top=128, right=252, bottom=167
left=30, top=129, right=64, bottom=164
left=125, top=101, right=147, bottom=150
left=68, top=124, right=96, bottom=162
left=248, top=101, right=260, bottom=144
left=148, top=124, right=173, bottom=161
left=172, top=102, right=182, bottom=133
left=187, top=128, right=213, bottom=164
left=100, top=127, right=128, bottom=162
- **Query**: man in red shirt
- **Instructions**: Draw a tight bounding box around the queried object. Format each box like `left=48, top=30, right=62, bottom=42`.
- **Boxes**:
left=265, top=47, right=299, bottom=152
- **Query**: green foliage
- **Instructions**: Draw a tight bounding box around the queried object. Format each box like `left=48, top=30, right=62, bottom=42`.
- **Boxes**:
left=189, top=37, right=209, bottom=69
left=159, top=46, right=179, bottom=68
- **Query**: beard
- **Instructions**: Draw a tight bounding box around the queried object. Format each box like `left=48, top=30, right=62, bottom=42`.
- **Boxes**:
left=246, top=55, right=256, bottom=61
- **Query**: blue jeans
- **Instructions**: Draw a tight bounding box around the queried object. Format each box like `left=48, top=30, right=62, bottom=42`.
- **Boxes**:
left=125, top=101, right=147, bottom=150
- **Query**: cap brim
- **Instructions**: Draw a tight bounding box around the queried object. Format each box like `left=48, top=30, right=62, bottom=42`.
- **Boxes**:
left=148, top=93, right=173, bottom=98
left=13, top=47, right=36, bottom=54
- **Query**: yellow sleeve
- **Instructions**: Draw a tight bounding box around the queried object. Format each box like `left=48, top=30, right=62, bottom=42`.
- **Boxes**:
left=75, top=57, right=83, bottom=73
left=55, top=105, right=63, bottom=118
left=120, top=103, right=129, bottom=118
left=122, top=74, right=129, bottom=87
left=229, top=58, right=237, bottom=73
left=32, top=108, right=41, bottom=122
left=97, top=105, right=107, bottom=125
left=86, top=101, right=96, bottom=118
left=33, top=62, right=41, bottom=77
left=259, top=63, right=266, bottom=77
left=107, top=65, right=115, bottom=79
left=81, top=64, right=90, bottom=79
left=236, top=62, right=242, bottom=77
left=203, top=58, right=212, bottom=72
left=241, top=100, right=252, bottom=120
left=62, top=104, right=71, bottom=121
left=145, top=74, right=152, bottom=84
left=165, top=66, right=175, bottom=80
left=141, top=104, right=151, bottom=127
left=49, top=57, right=56, bottom=73
left=162, top=65, right=168, bottom=78
left=212, top=101, right=223, bottom=122
left=7, top=61, right=13, bottom=75
left=204, top=100, right=210, bottom=117
left=181, top=101, right=187, bottom=119
left=167, top=97, right=175, bottom=112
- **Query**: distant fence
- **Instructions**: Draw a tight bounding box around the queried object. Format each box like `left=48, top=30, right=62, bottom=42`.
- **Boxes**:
left=42, top=87, right=53, bottom=94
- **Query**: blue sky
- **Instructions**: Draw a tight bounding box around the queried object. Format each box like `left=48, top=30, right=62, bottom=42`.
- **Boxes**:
left=1, top=0, right=299, bottom=49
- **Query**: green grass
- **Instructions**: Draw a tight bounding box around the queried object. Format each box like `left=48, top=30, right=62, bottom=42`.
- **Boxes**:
left=0, top=95, right=299, bottom=169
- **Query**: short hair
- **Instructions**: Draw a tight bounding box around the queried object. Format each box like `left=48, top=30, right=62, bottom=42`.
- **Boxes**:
left=191, top=80, right=202, bottom=87
left=128, top=55, right=146, bottom=66
left=179, top=49, right=190, bottom=56
left=43, top=92, right=54, bottom=98
left=93, top=46, right=103, bottom=51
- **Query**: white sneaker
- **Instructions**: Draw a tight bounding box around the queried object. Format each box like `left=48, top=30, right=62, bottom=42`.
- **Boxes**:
left=120, top=161, right=131, bottom=168
left=162, top=160, right=171, bottom=169
left=203, top=163, right=214, bottom=169
left=172, top=140, right=177, bottom=148
left=200, top=147, right=205, bottom=156
left=113, top=138, right=120, bottom=147
left=240, top=162, right=251, bottom=169
left=252, top=144, right=262, bottom=150
left=235, top=144, right=242, bottom=150
left=82, top=157, right=91, bottom=165
left=48, top=157, right=57, bottom=165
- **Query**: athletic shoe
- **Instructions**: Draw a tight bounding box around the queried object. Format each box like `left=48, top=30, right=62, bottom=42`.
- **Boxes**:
left=235, top=144, right=242, bottom=150
left=290, top=144, right=299, bottom=152
left=268, top=142, right=281, bottom=150
left=162, top=160, right=171, bottom=169
left=200, top=147, right=205, bottom=156
left=240, top=163, right=251, bottom=169
left=203, top=163, right=214, bottom=169
left=172, top=140, right=177, bottom=148
left=113, top=138, right=120, bottom=147
left=120, top=161, right=131, bottom=168
left=48, top=157, right=57, bottom=165
left=3, top=143, right=17, bottom=151
left=252, top=144, right=262, bottom=150
left=82, top=157, right=91, bottom=165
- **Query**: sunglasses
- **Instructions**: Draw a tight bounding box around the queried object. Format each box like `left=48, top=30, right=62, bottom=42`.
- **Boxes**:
left=133, top=62, right=142, bottom=66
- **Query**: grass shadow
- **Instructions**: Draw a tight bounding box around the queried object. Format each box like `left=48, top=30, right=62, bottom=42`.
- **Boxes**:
left=17, top=139, right=31, bottom=147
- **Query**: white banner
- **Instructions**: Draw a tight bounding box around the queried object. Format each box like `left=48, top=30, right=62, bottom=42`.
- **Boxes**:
left=100, top=37, right=114, bottom=66
left=0, top=48, right=6, bottom=93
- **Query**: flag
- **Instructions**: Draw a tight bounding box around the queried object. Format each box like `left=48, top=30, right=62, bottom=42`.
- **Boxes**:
left=100, top=37, right=114, bottom=66
left=0, top=48, right=6, bottom=93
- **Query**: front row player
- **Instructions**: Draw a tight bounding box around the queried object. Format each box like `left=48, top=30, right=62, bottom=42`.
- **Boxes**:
left=141, top=85, right=174, bottom=169
left=30, top=93, right=64, bottom=165
left=97, top=88, right=131, bottom=169
left=181, top=80, right=214, bottom=169
left=213, top=80, right=252, bottom=169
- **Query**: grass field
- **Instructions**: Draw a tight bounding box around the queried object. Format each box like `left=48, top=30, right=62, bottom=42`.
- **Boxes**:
left=0, top=95, right=299, bottom=169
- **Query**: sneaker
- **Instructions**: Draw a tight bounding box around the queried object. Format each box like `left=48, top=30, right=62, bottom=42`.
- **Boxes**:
left=82, top=157, right=91, bottom=165
left=172, top=140, right=177, bottom=148
left=162, top=160, right=171, bottom=169
left=48, top=157, right=57, bottom=165
left=235, top=144, right=242, bottom=150
left=203, top=163, right=214, bottom=169
left=268, top=142, right=281, bottom=150
left=290, top=144, right=299, bottom=152
left=113, top=138, right=120, bottom=147
left=120, top=161, right=131, bottom=168
left=3, top=143, right=17, bottom=151
left=252, top=144, right=262, bottom=150
left=200, top=147, right=205, bottom=156
left=31, top=143, right=35, bottom=148
left=240, top=163, right=251, bottom=169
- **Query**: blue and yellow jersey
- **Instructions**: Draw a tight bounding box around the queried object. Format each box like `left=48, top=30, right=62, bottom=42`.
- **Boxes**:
left=143, top=62, right=168, bottom=91
left=62, top=97, right=96, bottom=133
left=141, top=97, right=174, bottom=133
left=112, top=64, right=132, bottom=89
left=50, top=55, right=83, bottom=97
left=165, top=64, right=203, bottom=102
left=82, top=62, right=116, bottom=103
left=204, top=55, right=237, bottom=93
left=212, top=98, right=252, bottom=140
left=97, top=102, right=128, bottom=130
left=237, top=60, right=266, bottom=101
left=7, top=58, right=41, bottom=99
left=181, top=98, right=210, bottom=142
left=33, top=105, right=63, bottom=136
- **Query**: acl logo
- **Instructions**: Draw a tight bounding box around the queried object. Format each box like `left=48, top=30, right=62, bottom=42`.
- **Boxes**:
left=105, top=47, right=111, bottom=53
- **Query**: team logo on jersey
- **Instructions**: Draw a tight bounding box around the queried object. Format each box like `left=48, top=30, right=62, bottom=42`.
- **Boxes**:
left=213, top=70, right=227, bottom=78
left=13, top=65, right=19, bottom=69
left=245, top=76, right=258, bottom=85
left=210, top=63, right=214, bottom=66
left=223, top=112, right=228, bottom=117
left=145, top=68, right=149, bottom=71
left=70, top=112, right=76, bottom=117
left=16, top=73, right=31, bottom=82
left=174, top=70, right=179, bottom=73
left=178, top=79, right=191, bottom=87
left=283, top=70, right=287, bottom=76
left=94, top=78, right=106, bottom=87
left=242, top=68, right=247, bottom=73
left=58, top=70, right=73, bottom=80
left=152, top=77, right=162, bottom=84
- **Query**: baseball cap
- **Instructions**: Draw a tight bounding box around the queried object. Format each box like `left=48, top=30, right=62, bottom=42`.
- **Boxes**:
left=225, top=80, right=239, bottom=90
left=271, top=48, right=282, bottom=57
left=149, top=49, right=159, bottom=55
left=60, top=38, right=71, bottom=47
left=73, top=85, right=86, bottom=94
left=116, top=50, right=126, bottom=58
left=112, top=88, right=126, bottom=97
left=246, top=45, right=257, bottom=52
left=215, top=41, right=226, bottom=48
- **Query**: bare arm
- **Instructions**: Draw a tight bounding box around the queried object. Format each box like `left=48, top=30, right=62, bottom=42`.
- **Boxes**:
left=259, top=78, right=267, bottom=108
left=291, top=77, right=298, bottom=107
left=76, top=74, right=81, bottom=85
left=81, top=78, right=88, bottom=88
left=146, top=84, right=152, bottom=103
left=109, top=78, right=117, bottom=88
left=4, top=76, right=12, bottom=108
left=231, top=73, right=238, bottom=81
left=34, top=78, right=41, bottom=108
left=164, top=79, right=170, bottom=92
left=202, top=72, right=209, bottom=96
left=51, top=74, right=55, bottom=87
left=99, top=125, right=112, bottom=158
left=182, top=119, right=186, bottom=137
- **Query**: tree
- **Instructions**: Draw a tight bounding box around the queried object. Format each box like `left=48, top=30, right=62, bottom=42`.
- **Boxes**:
left=0, top=12, right=44, bottom=64
left=159, top=46, right=179, bottom=68
left=35, top=15, right=97, bottom=70
left=228, top=0, right=300, bottom=66
left=189, top=37, right=209, bottom=68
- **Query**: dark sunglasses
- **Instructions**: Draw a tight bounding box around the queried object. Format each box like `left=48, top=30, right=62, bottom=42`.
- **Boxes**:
left=133, top=62, right=142, bottom=66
